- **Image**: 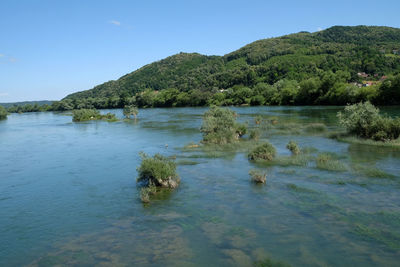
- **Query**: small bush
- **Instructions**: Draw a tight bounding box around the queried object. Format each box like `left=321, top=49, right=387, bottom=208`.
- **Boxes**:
left=123, top=105, right=139, bottom=119
left=0, top=106, right=7, bottom=120
left=286, top=140, right=300, bottom=155
left=337, top=102, right=400, bottom=141
left=248, top=142, right=276, bottom=161
left=137, top=152, right=179, bottom=188
left=200, top=106, right=247, bottom=144
left=249, top=169, right=266, bottom=184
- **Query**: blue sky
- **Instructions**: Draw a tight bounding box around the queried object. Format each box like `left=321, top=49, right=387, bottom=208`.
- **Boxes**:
left=1, top=0, right=399, bottom=102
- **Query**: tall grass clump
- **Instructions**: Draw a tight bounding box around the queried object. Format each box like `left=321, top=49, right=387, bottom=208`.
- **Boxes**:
left=249, top=169, right=267, bottom=184
left=337, top=101, right=400, bottom=142
left=248, top=142, right=276, bottom=161
left=286, top=140, right=300, bottom=155
left=200, top=106, right=247, bottom=144
left=137, top=152, right=180, bottom=203
left=0, top=106, right=7, bottom=120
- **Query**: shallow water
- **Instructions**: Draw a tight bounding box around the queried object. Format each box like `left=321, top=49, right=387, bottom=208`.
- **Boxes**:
left=1, top=106, right=400, bottom=266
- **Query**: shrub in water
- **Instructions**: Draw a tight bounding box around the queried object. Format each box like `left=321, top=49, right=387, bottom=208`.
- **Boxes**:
left=72, top=109, right=118, bottom=122
left=337, top=101, right=400, bottom=141
left=200, top=106, right=247, bottom=144
left=72, top=109, right=101, bottom=122
left=123, top=105, right=139, bottom=119
left=248, top=142, right=276, bottom=161
left=249, top=169, right=267, bottom=184
left=137, top=152, right=180, bottom=189
left=286, top=140, right=300, bottom=155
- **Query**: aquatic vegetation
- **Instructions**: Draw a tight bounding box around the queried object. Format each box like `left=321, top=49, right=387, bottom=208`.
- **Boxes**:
left=137, top=152, right=180, bottom=202
left=0, top=105, right=7, bottom=120
left=254, top=257, right=292, bottom=267
left=269, top=154, right=311, bottom=167
left=72, top=109, right=118, bottom=122
left=123, top=105, right=139, bottom=119
left=330, top=133, right=400, bottom=148
left=200, top=106, right=247, bottom=144
left=287, top=183, right=317, bottom=194
left=249, top=129, right=261, bottom=140
left=352, top=164, right=395, bottom=179
left=249, top=169, right=267, bottom=184
left=352, top=223, right=400, bottom=250
left=301, top=146, right=318, bottom=154
left=304, top=123, right=327, bottom=133
left=176, top=160, right=199, bottom=165
left=286, top=140, right=300, bottom=155
left=337, top=101, right=400, bottom=141
left=140, top=185, right=157, bottom=203
left=248, top=142, right=276, bottom=161
left=316, top=153, right=347, bottom=172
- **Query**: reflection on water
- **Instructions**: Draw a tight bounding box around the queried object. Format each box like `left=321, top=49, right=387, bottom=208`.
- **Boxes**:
left=1, top=106, right=400, bottom=266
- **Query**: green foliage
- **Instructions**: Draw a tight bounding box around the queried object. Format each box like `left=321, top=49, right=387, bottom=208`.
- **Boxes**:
left=338, top=102, right=400, bottom=141
left=72, top=109, right=101, bottom=122
left=248, top=142, right=276, bottom=161
left=136, top=152, right=179, bottom=188
left=286, top=140, right=300, bottom=155
left=0, top=105, right=7, bottom=120
left=57, top=26, right=400, bottom=110
left=123, top=105, right=139, bottom=119
left=72, top=109, right=117, bottom=122
left=200, top=106, right=247, bottom=144
left=249, top=169, right=267, bottom=184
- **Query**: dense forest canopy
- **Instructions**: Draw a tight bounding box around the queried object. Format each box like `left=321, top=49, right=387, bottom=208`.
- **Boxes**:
left=5, top=26, right=400, bottom=112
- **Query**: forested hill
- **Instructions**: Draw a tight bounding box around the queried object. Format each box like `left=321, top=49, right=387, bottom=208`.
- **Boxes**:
left=58, top=25, right=400, bottom=108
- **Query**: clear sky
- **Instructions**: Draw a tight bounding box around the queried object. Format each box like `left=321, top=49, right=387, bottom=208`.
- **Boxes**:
left=1, top=0, right=399, bottom=102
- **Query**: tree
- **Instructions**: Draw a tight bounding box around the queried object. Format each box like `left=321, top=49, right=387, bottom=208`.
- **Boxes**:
left=123, top=105, right=139, bottom=119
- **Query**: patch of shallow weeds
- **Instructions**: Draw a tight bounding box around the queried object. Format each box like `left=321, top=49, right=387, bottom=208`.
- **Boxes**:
left=304, top=123, right=327, bottom=134
left=351, top=223, right=400, bottom=250
left=351, top=164, right=396, bottom=179
left=316, top=153, right=347, bottom=172
left=176, top=160, right=200, bottom=165
left=330, top=133, right=400, bottom=149
left=286, top=183, right=318, bottom=194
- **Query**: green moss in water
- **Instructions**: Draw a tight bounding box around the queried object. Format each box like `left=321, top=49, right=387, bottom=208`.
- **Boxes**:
left=352, top=223, right=400, bottom=250
left=286, top=183, right=317, bottom=194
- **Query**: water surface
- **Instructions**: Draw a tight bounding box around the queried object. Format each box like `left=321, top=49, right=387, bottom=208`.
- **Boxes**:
left=1, top=106, right=400, bottom=266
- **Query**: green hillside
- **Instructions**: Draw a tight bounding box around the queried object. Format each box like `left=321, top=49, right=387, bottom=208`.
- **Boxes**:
left=27, top=26, right=400, bottom=110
